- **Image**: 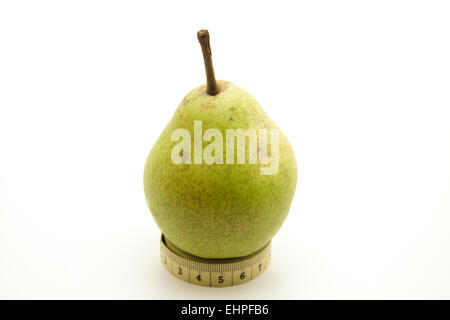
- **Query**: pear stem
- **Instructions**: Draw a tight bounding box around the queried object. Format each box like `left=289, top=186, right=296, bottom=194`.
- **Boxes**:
left=197, top=29, right=219, bottom=96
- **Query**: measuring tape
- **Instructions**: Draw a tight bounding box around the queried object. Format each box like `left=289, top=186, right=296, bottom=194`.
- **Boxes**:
left=160, top=234, right=271, bottom=287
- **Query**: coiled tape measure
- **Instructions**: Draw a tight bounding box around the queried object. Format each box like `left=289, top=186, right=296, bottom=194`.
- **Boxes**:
left=160, top=234, right=271, bottom=287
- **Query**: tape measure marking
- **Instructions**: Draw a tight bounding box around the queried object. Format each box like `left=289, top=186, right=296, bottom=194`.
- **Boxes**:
left=160, top=234, right=271, bottom=287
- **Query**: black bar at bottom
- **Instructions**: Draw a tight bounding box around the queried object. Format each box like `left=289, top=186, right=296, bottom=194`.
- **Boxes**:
left=0, top=300, right=449, bottom=319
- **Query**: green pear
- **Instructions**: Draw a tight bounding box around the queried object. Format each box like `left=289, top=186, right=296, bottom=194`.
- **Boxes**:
left=144, top=30, right=297, bottom=259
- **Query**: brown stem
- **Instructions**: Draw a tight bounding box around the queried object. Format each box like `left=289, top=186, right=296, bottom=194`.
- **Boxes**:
left=197, top=29, right=219, bottom=96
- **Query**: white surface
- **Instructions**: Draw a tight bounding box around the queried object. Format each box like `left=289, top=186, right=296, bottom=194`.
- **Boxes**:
left=1, top=0, right=450, bottom=299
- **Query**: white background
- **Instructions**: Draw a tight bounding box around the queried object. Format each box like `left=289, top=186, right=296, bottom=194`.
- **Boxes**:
left=1, top=0, right=450, bottom=299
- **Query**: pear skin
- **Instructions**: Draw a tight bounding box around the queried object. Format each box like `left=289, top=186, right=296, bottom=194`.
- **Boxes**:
left=144, top=80, right=297, bottom=258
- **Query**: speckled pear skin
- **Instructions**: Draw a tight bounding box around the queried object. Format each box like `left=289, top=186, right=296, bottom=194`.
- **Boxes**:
left=144, top=80, right=297, bottom=259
